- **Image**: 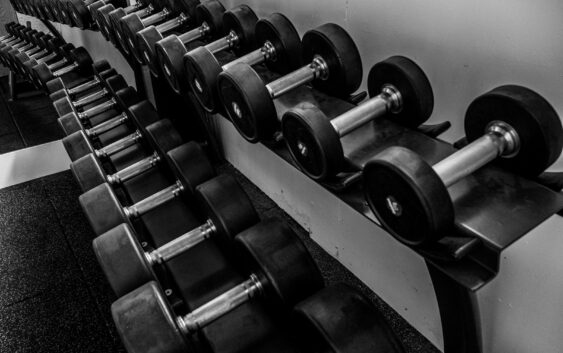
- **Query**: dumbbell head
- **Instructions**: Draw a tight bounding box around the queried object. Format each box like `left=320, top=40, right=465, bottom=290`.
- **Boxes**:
left=364, top=85, right=563, bottom=246
left=70, top=115, right=181, bottom=192
left=111, top=219, right=322, bottom=353
left=46, top=60, right=113, bottom=95
left=58, top=85, right=137, bottom=138
left=155, top=0, right=226, bottom=93
left=93, top=174, right=257, bottom=296
left=294, top=284, right=405, bottom=353
left=281, top=56, right=434, bottom=180
left=183, top=5, right=260, bottom=113
left=80, top=141, right=214, bottom=235
left=66, top=0, right=92, bottom=29
left=53, top=73, right=127, bottom=117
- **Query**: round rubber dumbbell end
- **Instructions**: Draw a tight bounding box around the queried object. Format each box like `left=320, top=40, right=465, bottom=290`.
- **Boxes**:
left=465, top=85, right=563, bottom=177
left=217, top=63, right=277, bottom=143
left=363, top=146, right=452, bottom=246
left=93, top=223, right=155, bottom=296
left=294, top=284, right=406, bottom=353
left=62, top=130, right=95, bottom=161
left=256, top=13, right=303, bottom=74
left=235, top=219, right=324, bottom=306
left=112, top=281, right=190, bottom=353
left=184, top=46, right=222, bottom=113
left=53, top=96, right=74, bottom=117
left=155, top=35, right=190, bottom=94
left=302, top=23, right=362, bottom=98
left=195, top=174, right=259, bottom=245
left=281, top=103, right=344, bottom=180
left=80, top=183, right=128, bottom=235
left=58, top=113, right=83, bottom=136
left=368, top=56, right=434, bottom=128
left=144, top=119, right=184, bottom=156
left=33, top=62, right=53, bottom=86
left=92, top=59, right=111, bottom=75
left=70, top=153, right=107, bottom=192
left=136, top=26, right=163, bottom=74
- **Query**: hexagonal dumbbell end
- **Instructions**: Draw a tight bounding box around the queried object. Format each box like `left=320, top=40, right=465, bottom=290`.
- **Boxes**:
left=80, top=182, right=127, bottom=236
left=62, top=130, right=94, bottom=161
left=70, top=153, right=107, bottom=192
left=58, top=112, right=83, bottom=136
left=93, top=223, right=156, bottom=296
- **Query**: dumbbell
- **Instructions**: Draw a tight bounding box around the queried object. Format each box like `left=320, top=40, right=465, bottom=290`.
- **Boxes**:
left=39, top=0, right=58, bottom=22
left=0, top=28, right=37, bottom=57
left=364, top=85, right=563, bottom=246
left=135, top=11, right=192, bottom=72
left=47, top=59, right=113, bottom=98
left=94, top=174, right=259, bottom=296
left=155, top=0, right=226, bottom=93
left=95, top=1, right=148, bottom=45
left=218, top=23, right=362, bottom=143
left=1, top=31, right=45, bottom=71
left=80, top=140, right=215, bottom=235
left=52, top=71, right=127, bottom=117
left=70, top=108, right=183, bottom=192
left=21, top=42, right=75, bottom=82
left=119, top=3, right=175, bottom=62
left=56, top=0, right=77, bottom=26
left=109, top=3, right=158, bottom=54
left=0, top=23, right=26, bottom=45
left=294, top=284, right=405, bottom=353
left=58, top=82, right=137, bottom=136
left=281, top=56, right=434, bottom=180
left=66, top=0, right=99, bottom=29
left=32, top=46, right=93, bottom=89
left=12, top=33, right=53, bottom=66
left=182, top=4, right=259, bottom=111
left=185, top=12, right=302, bottom=114
left=111, top=219, right=324, bottom=353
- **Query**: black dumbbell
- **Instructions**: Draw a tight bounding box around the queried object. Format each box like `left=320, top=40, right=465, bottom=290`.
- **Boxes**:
left=135, top=11, right=192, bottom=72
left=22, top=42, right=76, bottom=83
left=52, top=72, right=127, bottom=117
left=110, top=3, right=157, bottom=54
left=134, top=0, right=201, bottom=67
left=32, top=46, right=94, bottom=89
left=111, top=219, right=324, bottom=353
left=0, top=24, right=27, bottom=46
left=155, top=0, right=226, bottom=93
left=66, top=0, right=99, bottom=29
left=0, top=28, right=37, bottom=58
left=58, top=83, right=137, bottom=136
left=47, top=60, right=113, bottom=99
left=182, top=4, right=259, bottom=112
left=281, top=56, right=434, bottom=180
left=80, top=140, right=215, bottom=235
left=96, top=1, right=148, bottom=45
left=119, top=3, right=173, bottom=60
left=12, top=34, right=55, bottom=72
left=185, top=12, right=302, bottom=114
left=94, top=174, right=259, bottom=296
left=70, top=109, right=183, bottom=192
left=61, top=94, right=156, bottom=160
left=3, top=31, right=47, bottom=64
left=294, top=284, right=405, bottom=353
left=218, top=23, right=362, bottom=143
left=364, top=85, right=563, bottom=246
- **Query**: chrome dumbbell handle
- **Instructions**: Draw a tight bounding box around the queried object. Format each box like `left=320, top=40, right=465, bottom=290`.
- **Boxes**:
left=177, top=274, right=263, bottom=334
left=78, top=98, right=116, bottom=120
left=86, top=112, right=128, bottom=137
left=178, top=21, right=210, bottom=44
left=95, top=130, right=142, bottom=158
left=124, top=180, right=184, bottom=218
left=67, top=76, right=102, bottom=95
left=222, top=41, right=276, bottom=72
left=52, top=62, right=79, bottom=77
left=73, top=87, right=109, bottom=108
left=107, top=151, right=160, bottom=185
left=206, top=30, right=239, bottom=54
left=433, top=121, right=520, bottom=187
left=266, top=56, right=329, bottom=98
left=148, top=219, right=216, bottom=265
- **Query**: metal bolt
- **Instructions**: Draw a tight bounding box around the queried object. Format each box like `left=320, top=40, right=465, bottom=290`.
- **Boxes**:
left=165, top=289, right=173, bottom=296
left=194, top=78, right=203, bottom=93
left=297, top=141, right=308, bottom=157
left=164, top=64, right=172, bottom=78
left=232, top=102, right=242, bottom=119
left=385, top=196, right=402, bottom=216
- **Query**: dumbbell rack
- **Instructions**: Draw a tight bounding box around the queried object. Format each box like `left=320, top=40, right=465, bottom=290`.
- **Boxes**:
left=7, top=2, right=563, bottom=353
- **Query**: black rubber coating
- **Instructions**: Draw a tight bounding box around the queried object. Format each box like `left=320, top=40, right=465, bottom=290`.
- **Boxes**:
left=302, top=23, right=362, bottom=98
left=235, top=219, right=324, bottom=306
left=256, top=13, right=303, bottom=74
left=80, top=182, right=128, bottom=235
left=363, top=146, right=453, bottom=246
left=70, top=153, right=107, bottom=192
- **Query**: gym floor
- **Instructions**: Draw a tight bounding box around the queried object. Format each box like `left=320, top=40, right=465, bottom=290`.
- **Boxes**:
left=0, top=77, right=439, bottom=353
